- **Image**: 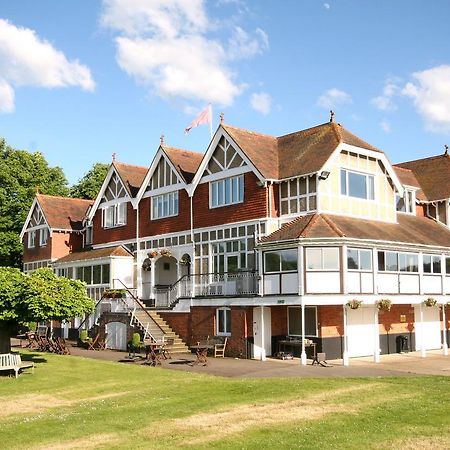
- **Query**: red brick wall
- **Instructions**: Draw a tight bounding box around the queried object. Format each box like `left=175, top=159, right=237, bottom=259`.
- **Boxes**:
left=378, top=305, right=415, bottom=335
left=139, top=190, right=191, bottom=237
left=92, top=201, right=136, bottom=245
left=271, top=306, right=287, bottom=335
left=318, top=305, right=344, bottom=337
left=416, top=204, right=426, bottom=217
left=159, top=312, right=190, bottom=344
left=193, top=172, right=268, bottom=228
left=23, top=231, right=52, bottom=262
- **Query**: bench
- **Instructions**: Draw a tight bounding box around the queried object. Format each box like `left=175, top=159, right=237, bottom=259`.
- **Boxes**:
left=207, top=336, right=228, bottom=358
left=0, top=353, right=34, bottom=378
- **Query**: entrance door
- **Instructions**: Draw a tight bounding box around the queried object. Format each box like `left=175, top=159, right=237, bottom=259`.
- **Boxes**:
left=347, top=307, right=377, bottom=357
left=105, top=322, right=127, bottom=350
left=414, top=306, right=441, bottom=351
left=253, top=307, right=271, bottom=360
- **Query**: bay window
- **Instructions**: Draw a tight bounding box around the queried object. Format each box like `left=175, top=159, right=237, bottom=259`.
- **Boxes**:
left=264, top=249, right=298, bottom=273
left=378, top=251, right=419, bottom=273
left=347, top=248, right=372, bottom=271
left=423, top=254, right=441, bottom=274
left=306, top=247, right=340, bottom=270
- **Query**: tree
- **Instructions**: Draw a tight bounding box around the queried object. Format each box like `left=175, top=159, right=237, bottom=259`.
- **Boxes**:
left=70, top=163, right=109, bottom=199
left=0, top=139, right=69, bottom=267
left=0, top=267, right=94, bottom=353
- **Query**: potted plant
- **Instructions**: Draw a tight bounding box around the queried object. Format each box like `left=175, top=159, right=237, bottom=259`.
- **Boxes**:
left=376, top=298, right=392, bottom=311
left=346, top=299, right=363, bottom=310
left=142, top=258, right=152, bottom=271
left=179, top=256, right=190, bottom=266
left=160, top=249, right=171, bottom=257
left=148, top=249, right=159, bottom=258
left=103, top=288, right=127, bottom=299
left=424, top=297, right=437, bottom=307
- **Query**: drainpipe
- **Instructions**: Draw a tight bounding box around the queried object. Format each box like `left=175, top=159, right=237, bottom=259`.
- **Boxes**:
left=374, top=306, right=380, bottom=363
left=190, top=194, right=195, bottom=302
left=420, top=304, right=426, bottom=358
left=442, top=303, right=448, bottom=356
left=136, top=202, right=141, bottom=298
left=343, top=304, right=349, bottom=366
left=301, top=298, right=307, bottom=365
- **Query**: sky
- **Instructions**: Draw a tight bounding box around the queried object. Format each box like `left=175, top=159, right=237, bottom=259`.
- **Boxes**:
left=1, top=0, right=450, bottom=185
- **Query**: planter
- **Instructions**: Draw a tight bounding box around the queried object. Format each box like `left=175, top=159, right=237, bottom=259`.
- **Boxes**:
left=103, top=289, right=126, bottom=299
left=423, top=297, right=437, bottom=307
left=346, top=299, right=363, bottom=310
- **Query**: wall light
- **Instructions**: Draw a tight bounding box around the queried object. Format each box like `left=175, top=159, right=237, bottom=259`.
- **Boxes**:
left=318, top=171, right=330, bottom=180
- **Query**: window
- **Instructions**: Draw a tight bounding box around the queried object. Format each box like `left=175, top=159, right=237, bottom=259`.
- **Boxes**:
left=347, top=248, right=372, bottom=271
left=85, top=225, right=93, bottom=245
left=216, top=307, right=231, bottom=335
left=340, top=169, right=375, bottom=200
left=103, top=203, right=127, bottom=228
left=396, top=190, right=415, bottom=213
left=423, top=255, right=441, bottom=274
left=280, top=175, right=317, bottom=215
left=28, top=230, right=36, bottom=248
left=378, top=251, right=418, bottom=273
left=39, top=228, right=49, bottom=246
left=306, top=248, right=340, bottom=270
left=210, top=175, right=244, bottom=208
left=152, top=191, right=179, bottom=219
left=288, top=307, right=317, bottom=337
left=446, top=257, right=450, bottom=275
left=74, top=264, right=110, bottom=285
left=264, top=249, right=298, bottom=273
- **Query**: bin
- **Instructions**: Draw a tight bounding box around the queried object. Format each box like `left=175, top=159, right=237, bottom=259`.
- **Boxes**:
left=396, top=335, right=409, bottom=353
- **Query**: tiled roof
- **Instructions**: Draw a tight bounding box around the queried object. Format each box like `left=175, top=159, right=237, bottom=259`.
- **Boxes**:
left=393, top=166, right=426, bottom=201
left=261, top=213, right=450, bottom=248
left=55, top=245, right=132, bottom=264
left=395, top=153, right=450, bottom=201
left=113, top=161, right=148, bottom=196
left=223, top=121, right=382, bottom=180
left=37, top=194, right=92, bottom=230
left=162, top=146, right=204, bottom=183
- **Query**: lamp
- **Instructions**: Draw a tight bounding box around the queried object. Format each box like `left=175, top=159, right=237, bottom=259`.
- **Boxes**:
left=318, top=171, right=330, bottom=180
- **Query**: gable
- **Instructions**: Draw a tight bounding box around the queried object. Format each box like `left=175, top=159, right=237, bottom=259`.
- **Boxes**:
left=101, top=171, right=129, bottom=203
left=203, top=135, right=246, bottom=176
left=28, top=202, right=46, bottom=229
left=147, top=155, right=181, bottom=192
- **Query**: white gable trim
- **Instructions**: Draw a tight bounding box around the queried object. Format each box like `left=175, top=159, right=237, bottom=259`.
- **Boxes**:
left=20, top=198, right=51, bottom=240
left=135, top=146, right=186, bottom=204
left=87, top=164, right=132, bottom=221
left=189, top=126, right=266, bottom=196
left=321, top=142, right=404, bottom=195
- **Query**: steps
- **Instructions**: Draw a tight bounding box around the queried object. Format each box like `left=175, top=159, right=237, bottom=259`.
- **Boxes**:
left=131, top=310, right=189, bottom=354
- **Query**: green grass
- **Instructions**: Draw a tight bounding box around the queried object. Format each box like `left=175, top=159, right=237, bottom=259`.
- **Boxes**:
left=1, top=351, right=449, bottom=449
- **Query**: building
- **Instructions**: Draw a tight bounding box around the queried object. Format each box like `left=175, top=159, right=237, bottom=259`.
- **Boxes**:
left=21, top=117, right=450, bottom=364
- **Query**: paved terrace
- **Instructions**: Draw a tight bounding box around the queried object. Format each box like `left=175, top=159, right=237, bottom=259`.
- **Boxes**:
left=66, top=345, right=450, bottom=378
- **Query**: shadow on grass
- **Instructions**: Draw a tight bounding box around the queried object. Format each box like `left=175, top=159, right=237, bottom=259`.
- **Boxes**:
left=169, top=359, right=194, bottom=365
left=19, top=352, right=48, bottom=364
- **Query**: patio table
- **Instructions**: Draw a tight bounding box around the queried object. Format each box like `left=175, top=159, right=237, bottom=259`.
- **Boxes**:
left=190, top=343, right=214, bottom=366
left=278, top=340, right=318, bottom=364
left=143, top=341, right=165, bottom=366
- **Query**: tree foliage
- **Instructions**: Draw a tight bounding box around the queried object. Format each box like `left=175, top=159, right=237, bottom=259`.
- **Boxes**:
left=0, top=138, right=69, bottom=267
left=70, top=162, right=109, bottom=199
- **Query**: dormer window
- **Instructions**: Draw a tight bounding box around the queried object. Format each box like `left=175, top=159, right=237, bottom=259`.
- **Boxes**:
left=39, top=228, right=49, bottom=246
left=210, top=175, right=244, bottom=208
left=340, top=169, right=375, bottom=200
left=28, top=230, right=36, bottom=248
left=103, top=203, right=127, bottom=228
left=396, top=190, right=415, bottom=214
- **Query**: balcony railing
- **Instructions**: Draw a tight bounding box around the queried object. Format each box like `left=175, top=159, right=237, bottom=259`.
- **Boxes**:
left=153, top=271, right=259, bottom=307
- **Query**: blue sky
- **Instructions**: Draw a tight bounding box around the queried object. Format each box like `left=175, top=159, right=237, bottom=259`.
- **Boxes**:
left=1, top=0, right=450, bottom=185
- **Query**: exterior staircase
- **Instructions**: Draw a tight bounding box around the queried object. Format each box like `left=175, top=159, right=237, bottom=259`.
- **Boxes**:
left=131, top=309, right=189, bottom=354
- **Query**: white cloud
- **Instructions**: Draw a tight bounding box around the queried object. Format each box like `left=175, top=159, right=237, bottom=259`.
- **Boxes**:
left=324, top=3, right=331, bottom=10
left=0, top=19, right=94, bottom=113
left=380, top=119, right=391, bottom=133
left=402, top=65, right=450, bottom=133
left=101, top=0, right=268, bottom=107
left=251, top=92, right=271, bottom=115
left=228, top=27, right=269, bottom=60
left=371, top=78, right=400, bottom=111
left=317, top=88, right=352, bottom=109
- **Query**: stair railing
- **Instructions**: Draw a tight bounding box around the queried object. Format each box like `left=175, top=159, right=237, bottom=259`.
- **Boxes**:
left=154, top=274, right=192, bottom=308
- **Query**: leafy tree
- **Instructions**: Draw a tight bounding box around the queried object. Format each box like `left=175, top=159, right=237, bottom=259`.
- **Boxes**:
left=0, top=267, right=94, bottom=353
left=0, top=139, right=69, bottom=267
left=70, top=162, right=109, bottom=199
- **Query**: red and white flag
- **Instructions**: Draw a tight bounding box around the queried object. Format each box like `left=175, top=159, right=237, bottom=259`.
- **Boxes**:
left=184, top=104, right=212, bottom=134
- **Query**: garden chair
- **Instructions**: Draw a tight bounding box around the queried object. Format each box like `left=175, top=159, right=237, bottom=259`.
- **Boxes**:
left=56, top=337, right=70, bottom=355
left=207, top=336, right=228, bottom=358
left=162, top=337, right=174, bottom=360
left=87, top=333, right=100, bottom=351
left=96, top=333, right=107, bottom=351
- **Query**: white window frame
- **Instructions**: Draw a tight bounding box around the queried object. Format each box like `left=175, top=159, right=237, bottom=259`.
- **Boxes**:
left=377, top=251, right=419, bottom=273
left=85, top=225, right=93, bottom=245
left=210, top=175, right=244, bottom=208
left=396, top=189, right=415, bottom=214
left=102, top=202, right=127, bottom=228
left=340, top=168, right=375, bottom=200
left=39, top=228, right=49, bottom=246
left=423, top=254, right=442, bottom=274
left=28, top=230, right=36, bottom=248
left=347, top=248, right=372, bottom=272
left=280, top=175, right=317, bottom=216
left=263, top=249, right=298, bottom=273
left=151, top=191, right=179, bottom=220
left=305, top=247, right=340, bottom=271
left=216, top=307, right=231, bottom=336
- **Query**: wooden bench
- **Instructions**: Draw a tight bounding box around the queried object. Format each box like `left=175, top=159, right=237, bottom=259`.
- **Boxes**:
left=207, top=336, right=228, bottom=358
left=0, top=353, right=34, bottom=378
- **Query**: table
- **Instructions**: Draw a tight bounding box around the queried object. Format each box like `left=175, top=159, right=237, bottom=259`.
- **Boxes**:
left=144, top=341, right=165, bottom=366
left=278, top=339, right=318, bottom=364
left=189, top=343, right=214, bottom=366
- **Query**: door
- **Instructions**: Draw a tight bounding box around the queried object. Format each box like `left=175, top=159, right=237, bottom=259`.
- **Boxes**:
left=253, top=306, right=272, bottom=360
left=414, top=306, right=441, bottom=351
left=347, top=307, right=377, bottom=357
left=105, top=321, right=127, bottom=350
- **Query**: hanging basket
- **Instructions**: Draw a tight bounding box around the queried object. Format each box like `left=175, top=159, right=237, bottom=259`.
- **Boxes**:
left=103, top=289, right=126, bottom=299
left=423, top=297, right=437, bottom=307
left=346, top=299, right=363, bottom=310
left=148, top=250, right=159, bottom=258
left=376, top=299, right=392, bottom=311
left=142, top=258, right=152, bottom=271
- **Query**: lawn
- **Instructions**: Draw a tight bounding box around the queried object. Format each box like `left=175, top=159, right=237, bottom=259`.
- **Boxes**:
left=1, top=351, right=449, bottom=450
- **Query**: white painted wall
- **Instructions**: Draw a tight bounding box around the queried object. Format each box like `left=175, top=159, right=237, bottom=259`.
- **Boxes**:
left=112, top=257, right=134, bottom=289
left=347, top=306, right=377, bottom=357
left=414, top=306, right=441, bottom=351
left=253, top=307, right=271, bottom=359
left=306, top=272, right=340, bottom=293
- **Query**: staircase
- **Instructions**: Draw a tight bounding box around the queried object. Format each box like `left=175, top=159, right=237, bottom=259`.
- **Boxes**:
left=131, top=309, right=189, bottom=354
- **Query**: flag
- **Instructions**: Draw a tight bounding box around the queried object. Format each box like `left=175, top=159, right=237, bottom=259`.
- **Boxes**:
left=184, top=104, right=211, bottom=134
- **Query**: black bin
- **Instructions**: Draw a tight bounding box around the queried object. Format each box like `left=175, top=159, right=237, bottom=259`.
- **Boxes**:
left=396, top=335, right=409, bottom=353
